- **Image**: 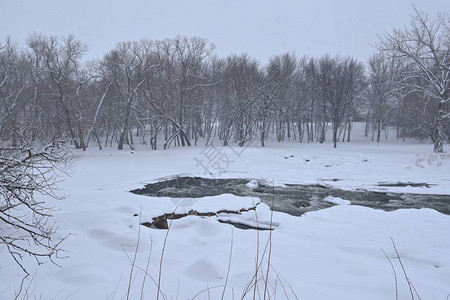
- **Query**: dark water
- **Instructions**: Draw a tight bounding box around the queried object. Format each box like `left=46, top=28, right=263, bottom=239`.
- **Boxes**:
left=131, top=177, right=450, bottom=216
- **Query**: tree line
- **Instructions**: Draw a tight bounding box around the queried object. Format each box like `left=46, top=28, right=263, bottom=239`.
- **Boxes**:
left=1, top=10, right=449, bottom=152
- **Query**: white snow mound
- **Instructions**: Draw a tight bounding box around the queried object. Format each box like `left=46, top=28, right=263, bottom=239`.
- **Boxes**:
left=323, top=196, right=351, bottom=205
left=246, top=179, right=259, bottom=189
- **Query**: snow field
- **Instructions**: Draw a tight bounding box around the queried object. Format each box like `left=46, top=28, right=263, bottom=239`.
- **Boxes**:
left=1, top=127, right=450, bottom=299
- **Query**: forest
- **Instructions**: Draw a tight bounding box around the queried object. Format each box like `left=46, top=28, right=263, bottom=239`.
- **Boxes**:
left=0, top=11, right=449, bottom=153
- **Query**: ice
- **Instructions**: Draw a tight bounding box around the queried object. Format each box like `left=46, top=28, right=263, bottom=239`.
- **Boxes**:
left=246, top=179, right=259, bottom=189
left=323, top=196, right=351, bottom=205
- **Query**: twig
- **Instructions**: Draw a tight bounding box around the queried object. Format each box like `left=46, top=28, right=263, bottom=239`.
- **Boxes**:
left=13, top=273, right=29, bottom=300
left=140, top=235, right=153, bottom=300
left=269, top=264, right=290, bottom=300
left=221, top=229, right=234, bottom=300
left=126, top=209, right=142, bottom=300
left=389, top=237, right=421, bottom=300
left=156, top=220, right=171, bottom=300
left=131, top=265, right=167, bottom=300
left=263, top=179, right=275, bottom=299
left=382, top=248, right=398, bottom=300
left=253, top=198, right=260, bottom=300
left=190, top=285, right=222, bottom=300
left=288, top=284, right=299, bottom=300
left=107, top=275, right=122, bottom=300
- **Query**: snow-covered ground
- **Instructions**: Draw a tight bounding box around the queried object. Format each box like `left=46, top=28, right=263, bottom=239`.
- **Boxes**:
left=1, top=125, right=450, bottom=299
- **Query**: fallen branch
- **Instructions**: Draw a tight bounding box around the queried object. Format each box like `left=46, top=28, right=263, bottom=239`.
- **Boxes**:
left=141, top=206, right=260, bottom=229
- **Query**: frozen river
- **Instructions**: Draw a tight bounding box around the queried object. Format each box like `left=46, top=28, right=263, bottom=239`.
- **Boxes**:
left=131, top=176, right=450, bottom=216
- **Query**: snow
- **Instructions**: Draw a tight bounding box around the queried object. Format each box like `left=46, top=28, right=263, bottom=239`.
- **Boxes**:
left=168, top=194, right=259, bottom=215
left=323, top=196, right=351, bottom=205
left=1, top=124, right=450, bottom=299
left=245, top=179, right=259, bottom=189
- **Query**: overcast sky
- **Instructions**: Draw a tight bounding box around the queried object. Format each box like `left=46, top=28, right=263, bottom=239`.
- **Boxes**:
left=1, top=0, right=449, bottom=63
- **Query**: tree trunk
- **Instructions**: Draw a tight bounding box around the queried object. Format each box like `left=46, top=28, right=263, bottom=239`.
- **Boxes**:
left=260, top=117, right=266, bottom=148
left=376, top=119, right=381, bottom=143
left=332, top=121, right=338, bottom=148
left=57, top=85, right=79, bottom=149
left=365, top=120, right=369, bottom=137
left=118, top=92, right=133, bottom=150
left=320, top=122, right=326, bottom=143
left=434, top=102, right=445, bottom=153
left=347, top=120, right=352, bottom=142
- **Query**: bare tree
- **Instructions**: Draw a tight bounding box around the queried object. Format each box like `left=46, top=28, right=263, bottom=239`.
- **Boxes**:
left=317, top=55, right=365, bottom=148
left=28, top=34, right=88, bottom=149
left=113, top=41, right=152, bottom=150
left=366, top=53, right=400, bottom=143
left=153, top=37, right=215, bottom=149
left=265, top=53, right=298, bottom=142
left=0, top=141, right=70, bottom=274
left=0, top=37, right=25, bottom=147
left=25, top=35, right=48, bottom=143
left=378, top=10, right=450, bottom=152
left=1, top=38, right=71, bottom=275
left=83, top=59, right=114, bottom=150
left=220, top=54, right=262, bottom=147
left=203, top=56, right=224, bottom=146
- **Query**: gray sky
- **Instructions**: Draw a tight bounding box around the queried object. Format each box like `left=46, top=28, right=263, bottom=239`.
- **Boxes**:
left=1, top=0, right=449, bottom=63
